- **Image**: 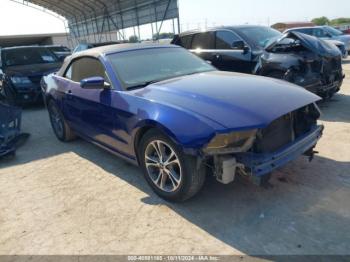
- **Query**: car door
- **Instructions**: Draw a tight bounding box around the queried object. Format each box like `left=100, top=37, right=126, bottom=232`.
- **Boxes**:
left=189, top=32, right=216, bottom=64
left=213, top=30, right=253, bottom=73
left=61, top=57, right=124, bottom=150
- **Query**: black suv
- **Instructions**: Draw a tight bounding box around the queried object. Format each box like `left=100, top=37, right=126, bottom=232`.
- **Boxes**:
left=0, top=46, right=63, bottom=105
left=172, top=25, right=344, bottom=98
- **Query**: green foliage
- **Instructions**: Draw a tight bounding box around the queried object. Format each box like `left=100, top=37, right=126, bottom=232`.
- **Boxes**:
left=311, top=16, right=350, bottom=26
left=153, top=32, right=175, bottom=40
left=311, top=16, right=330, bottom=26
left=129, top=35, right=139, bottom=43
left=330, top=18, right=350, bottom=26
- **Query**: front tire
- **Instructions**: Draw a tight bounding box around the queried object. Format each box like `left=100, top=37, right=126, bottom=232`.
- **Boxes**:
left=139, top=129, right=206, bottom=202
left=48, top=100, right=76, bottom=142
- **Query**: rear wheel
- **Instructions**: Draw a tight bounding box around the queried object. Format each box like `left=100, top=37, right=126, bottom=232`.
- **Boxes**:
left=48, top=100, right=76, bottom=142
left=139, top=129, right=206, bottom=202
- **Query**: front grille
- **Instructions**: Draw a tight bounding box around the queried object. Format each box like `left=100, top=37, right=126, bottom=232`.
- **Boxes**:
left=321, top=57, right=342, bottom=85
left=254, top=114, right=294, bottom=153
left=28, top=75, right=43, bottom=84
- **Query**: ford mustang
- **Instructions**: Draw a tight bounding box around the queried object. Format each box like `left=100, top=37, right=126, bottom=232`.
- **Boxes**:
left=42, top=44, right=324, bottom=201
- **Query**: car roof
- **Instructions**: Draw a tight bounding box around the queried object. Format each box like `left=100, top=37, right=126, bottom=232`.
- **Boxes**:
left=70, top=43, right=178, bottom=58
left=178, top=25, right=271, bottom=36
left=286, top=26, right=326, bottom=31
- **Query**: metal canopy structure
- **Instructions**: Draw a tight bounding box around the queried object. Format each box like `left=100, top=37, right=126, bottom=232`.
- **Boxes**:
left=11, top=0, right=179, bottom=46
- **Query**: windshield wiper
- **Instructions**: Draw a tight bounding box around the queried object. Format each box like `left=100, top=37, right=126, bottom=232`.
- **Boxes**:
left=126, top=80, right=161, bottom=91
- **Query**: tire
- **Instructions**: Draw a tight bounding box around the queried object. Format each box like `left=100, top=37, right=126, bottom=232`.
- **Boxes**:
left=48, top=100, right=76, bottom=142
left=139, top=129, right=206, bottom=202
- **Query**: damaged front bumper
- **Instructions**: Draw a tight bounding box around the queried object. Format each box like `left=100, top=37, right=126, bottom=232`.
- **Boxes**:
left=302, top=76, right=344, bottom=97
left=236, top=125, right=324, bottom=177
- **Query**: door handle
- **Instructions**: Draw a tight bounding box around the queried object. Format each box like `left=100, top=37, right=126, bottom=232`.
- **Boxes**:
left=66, top=90, right=73, bottom=100
left=215, top=54, right=221, bottom=59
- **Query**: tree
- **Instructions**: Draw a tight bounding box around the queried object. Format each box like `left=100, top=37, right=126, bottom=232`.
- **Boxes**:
left=153, top=32, right=175, bottom=40
left=311, top=16, right=330, bottom=26
left=129, top=35, right=139, bottom=43
left=330, top=18, right=350, bottom=26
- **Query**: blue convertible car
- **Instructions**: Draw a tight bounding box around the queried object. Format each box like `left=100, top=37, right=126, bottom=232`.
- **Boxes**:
left=42, top=44, right=323, bottom=201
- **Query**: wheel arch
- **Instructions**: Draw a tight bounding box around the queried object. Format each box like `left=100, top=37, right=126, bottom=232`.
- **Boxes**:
left=132, top=120, right=182, bottom=165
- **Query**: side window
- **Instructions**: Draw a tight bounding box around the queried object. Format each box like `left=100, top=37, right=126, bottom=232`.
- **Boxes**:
left=312, top=28, right=328, bottom=38
left=216, top=31, right=241, bottom=49
left=297, top=28, right=313, bottom=35
left=191, top=32, right=215, bottom=49
left=64, top=57, right=107, bottom=83
left=178, top=35, right=193, bottom=49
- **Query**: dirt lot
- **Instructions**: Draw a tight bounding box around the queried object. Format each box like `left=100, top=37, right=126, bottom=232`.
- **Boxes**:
left=0, top=60, right=349, bottom=256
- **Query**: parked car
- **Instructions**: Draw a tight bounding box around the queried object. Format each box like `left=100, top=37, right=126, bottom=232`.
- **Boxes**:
left=0, top=102, right=29, bottom=159
left=322, top=39, right=348, bottom=59
left=42, top=44, right=323, bottom=201
left=172, top=25, right=344, bottom=98
left=45, top=45, right=71, bottom=60
left=73, top=41, right=128, bottom=53
left=284, top=26, right=350, bottom=54
left=0, top=46, right=63, bottom=105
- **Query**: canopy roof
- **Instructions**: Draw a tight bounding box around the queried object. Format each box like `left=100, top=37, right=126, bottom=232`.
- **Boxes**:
left=19, top=0, right=179, bottom=41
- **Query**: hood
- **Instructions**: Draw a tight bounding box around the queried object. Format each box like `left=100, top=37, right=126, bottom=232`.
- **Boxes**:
left=4, top=62, right=62, bottom=77
left=133, top=71, right=321, bottom=131
left=267, top=31, right=341, bottom=57
left=324, top=39, right=344, bottom=46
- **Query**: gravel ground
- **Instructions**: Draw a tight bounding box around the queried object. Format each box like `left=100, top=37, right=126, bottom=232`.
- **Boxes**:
left=0, top=60, right=349, bottom=255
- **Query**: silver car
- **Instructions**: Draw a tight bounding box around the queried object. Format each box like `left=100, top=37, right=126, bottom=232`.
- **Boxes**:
left=285, top=26, right=350, bottom=55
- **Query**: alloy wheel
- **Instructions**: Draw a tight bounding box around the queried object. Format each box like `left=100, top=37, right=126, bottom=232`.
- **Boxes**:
left=144, top=140, right=182, bottom=193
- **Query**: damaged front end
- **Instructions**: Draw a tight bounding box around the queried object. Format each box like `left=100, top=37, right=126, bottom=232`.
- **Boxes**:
left=202, top=103, right=323, bottom=186
left=0, top=103, right=29, bottom=159
left=255, top=32, right=344, bottom=98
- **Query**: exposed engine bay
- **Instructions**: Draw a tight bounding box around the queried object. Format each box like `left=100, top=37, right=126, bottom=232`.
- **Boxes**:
left=204, top=103, right=322, bottom=185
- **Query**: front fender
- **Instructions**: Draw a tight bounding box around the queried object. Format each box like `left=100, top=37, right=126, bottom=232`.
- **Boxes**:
left=125, top=96, right=221, bottom=157
left=255, top=52, right=302, bottom=76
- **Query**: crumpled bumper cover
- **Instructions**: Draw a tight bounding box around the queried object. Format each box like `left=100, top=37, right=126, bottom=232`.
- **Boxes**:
left=236, top=125, right=324, bottom=177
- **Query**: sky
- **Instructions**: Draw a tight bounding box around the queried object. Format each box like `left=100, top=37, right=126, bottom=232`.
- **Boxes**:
left=0, top=0, right=349, bottom=38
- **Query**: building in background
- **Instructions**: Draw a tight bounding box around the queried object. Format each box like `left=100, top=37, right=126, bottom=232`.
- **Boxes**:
left=0, top=33, right=69, bottom=48
left=271, top=22, right=315, bottom=32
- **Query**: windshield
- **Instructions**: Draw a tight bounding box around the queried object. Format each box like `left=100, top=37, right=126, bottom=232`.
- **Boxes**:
left=238, top=26, right=282, bottom=48
left=325, top=26, right=343, bottom=36
left=108, top=47, right=215, bottom=90
left=2, top=48, right=58, bottom=67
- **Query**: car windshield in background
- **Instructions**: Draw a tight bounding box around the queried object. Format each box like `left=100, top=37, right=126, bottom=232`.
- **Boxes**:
left=2, top=48, right=58, bottom=67
left=48, top=46, right=70, bottom=52
left=108, top=47, right=215, bottom=90
left=238, top=27, right=282, bottom=48
left=325, top=26, right=343, bottom=36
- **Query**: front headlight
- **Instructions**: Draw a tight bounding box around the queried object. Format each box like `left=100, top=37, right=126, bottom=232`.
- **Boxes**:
left=11, top=76, right=32, bottom=85
left=204, top=129, right=257, bottom=155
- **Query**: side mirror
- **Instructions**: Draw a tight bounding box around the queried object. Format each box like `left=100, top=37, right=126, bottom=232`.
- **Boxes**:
left=231, top=40, right=245, bottom=50
left=80, top=76, right=110, bottom=89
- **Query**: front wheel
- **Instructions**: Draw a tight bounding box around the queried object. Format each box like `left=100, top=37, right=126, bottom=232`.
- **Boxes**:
left=139, top=129, right=206, bottom=202
left=48, top=100, right=76, bottom=142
